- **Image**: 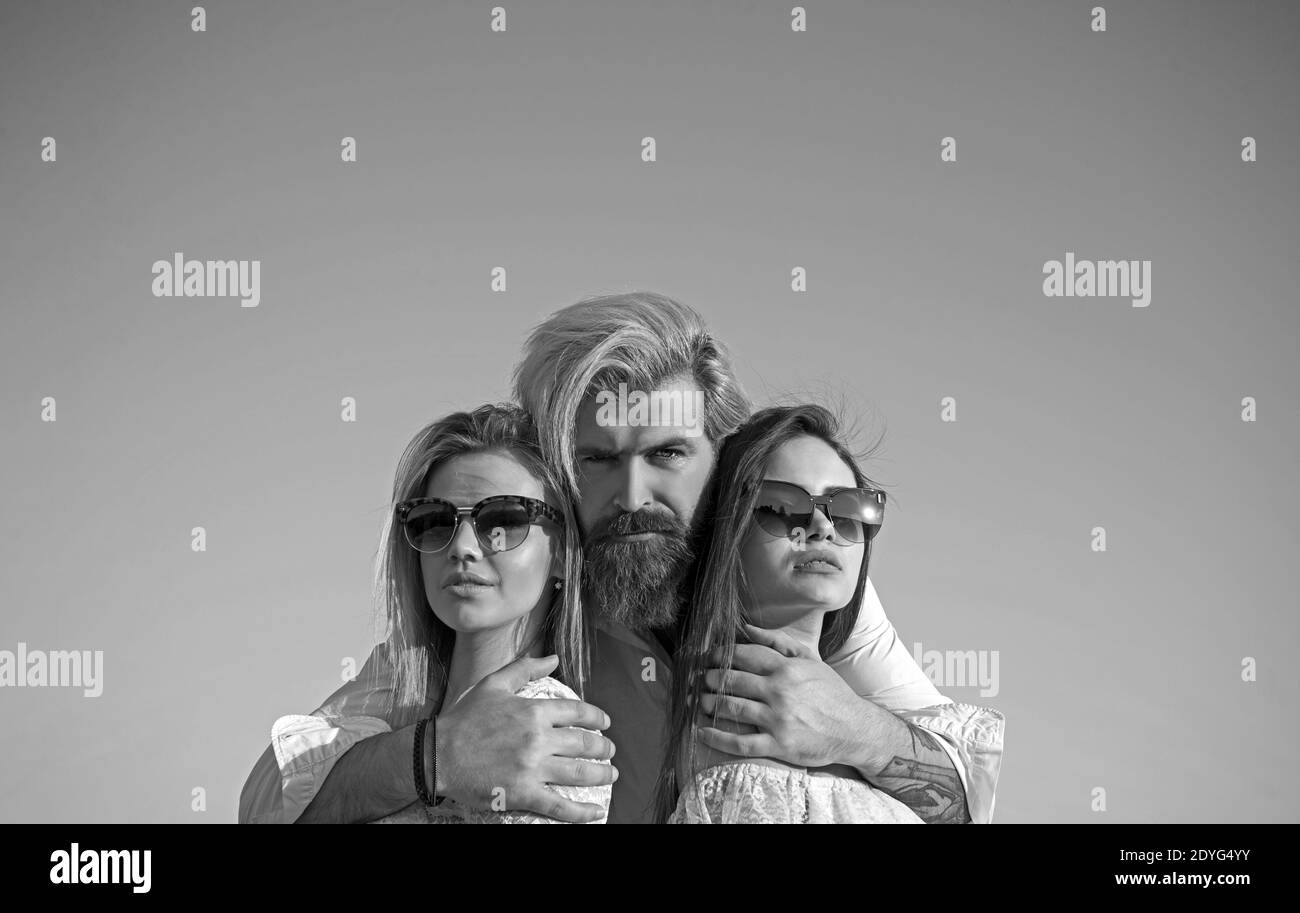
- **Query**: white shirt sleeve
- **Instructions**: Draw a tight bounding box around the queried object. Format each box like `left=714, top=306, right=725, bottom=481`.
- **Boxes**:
left=894, top=701, right=1005, bottom=824
left=824, top=577, right=950, bottom=711
left=823, top=577, right=1005, bottom=822
left=238, top=642, right=399, bottom=824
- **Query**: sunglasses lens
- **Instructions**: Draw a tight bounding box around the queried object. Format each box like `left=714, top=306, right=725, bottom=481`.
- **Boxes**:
left=829, top=490, right=885, bottom=542
left=474, top=502, right=533, bottom=553
left=753, top=483, right=810, bottom=539
left=404, top=503, right=457, bottom=553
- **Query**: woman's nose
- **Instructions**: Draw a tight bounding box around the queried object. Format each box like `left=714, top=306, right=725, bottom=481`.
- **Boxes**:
left=447, top=515, right=483, bottom=561
left=803, top=503, right=837, bottom=541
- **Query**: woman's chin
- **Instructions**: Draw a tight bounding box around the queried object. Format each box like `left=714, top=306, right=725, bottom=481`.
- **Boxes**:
left=751, top=590, right=852, bottom=626
left=784, top=575, right=853, bottom=605
left=432, top=604, right=510, bottom=633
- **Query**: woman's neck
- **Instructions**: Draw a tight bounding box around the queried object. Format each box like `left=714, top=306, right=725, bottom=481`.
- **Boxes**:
left=442, top=611, right=545, bottom=712
left=764, top=610, right=825, bottom=657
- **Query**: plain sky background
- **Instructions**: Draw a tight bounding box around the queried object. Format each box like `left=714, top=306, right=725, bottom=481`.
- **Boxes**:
left=1, top=0, right=1297, bottom=823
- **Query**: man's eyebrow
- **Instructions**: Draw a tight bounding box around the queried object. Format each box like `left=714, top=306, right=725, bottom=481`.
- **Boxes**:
left=643, top=436, right=698, bottom=454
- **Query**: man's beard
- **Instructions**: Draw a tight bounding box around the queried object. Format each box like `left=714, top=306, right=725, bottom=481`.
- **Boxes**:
left=582, top=508, right=697, bottom=633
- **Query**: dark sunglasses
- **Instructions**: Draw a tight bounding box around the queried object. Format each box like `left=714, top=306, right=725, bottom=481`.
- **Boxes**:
left=396, top=495, right=564, bottom=555
left=751, top=479, right=885, bottom=545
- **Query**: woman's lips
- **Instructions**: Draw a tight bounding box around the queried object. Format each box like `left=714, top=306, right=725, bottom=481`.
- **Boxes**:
left=443, top=572, right=493, bottom=593
left=792, top=556, right=841, bottom=574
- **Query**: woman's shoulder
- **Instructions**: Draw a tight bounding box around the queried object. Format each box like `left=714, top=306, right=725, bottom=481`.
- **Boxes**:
left=514, top=675, right=579, bottom=701
left=511, top=675, right=611, bottom=823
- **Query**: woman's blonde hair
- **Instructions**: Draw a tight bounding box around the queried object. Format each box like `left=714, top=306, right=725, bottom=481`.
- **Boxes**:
left=373, top=403, right=586, bottom=729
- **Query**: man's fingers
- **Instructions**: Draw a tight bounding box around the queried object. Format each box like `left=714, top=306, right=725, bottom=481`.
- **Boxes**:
left=703, top=667, right=767, bottom=700
left=695, top=726, right=775, bottom=759
left=484, top=653, right=560, bottom=693
left=551, top=726, right=616, bottom=761
left=699, top=692, right=769, bottom=728
left=540, top=698, right=611, bottom=731
left=541, top=756, right=619, bottom=789
left=515, top=788, right=609, bottom=824
left=742, top=623, right=810, bottom=659
left=708, top=643, right=786, bottom=674
left=726, top=642, right=788, bottom=674
left=526, top=654, right=561, bottom=680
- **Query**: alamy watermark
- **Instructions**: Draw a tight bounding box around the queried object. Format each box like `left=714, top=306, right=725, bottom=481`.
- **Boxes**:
left=594, top=383, right=705, bottom=437
left=0, top=643, right=103, bottom=697
left=151, top=251, right=261, bottom=307
left=50, top=844, right=150, bottom=893
left=912, top=642, right=999, bottom=697
left=1043, top=252, right=1150, bottom=307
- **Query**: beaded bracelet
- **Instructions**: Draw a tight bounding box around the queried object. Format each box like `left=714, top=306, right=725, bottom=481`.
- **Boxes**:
left=413, top=716, right=436, bottom=807
left=430, top=716, right=441, bottom=806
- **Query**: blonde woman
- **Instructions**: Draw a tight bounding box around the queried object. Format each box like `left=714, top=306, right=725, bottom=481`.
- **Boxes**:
left=279, top=404, right=612, bottom=824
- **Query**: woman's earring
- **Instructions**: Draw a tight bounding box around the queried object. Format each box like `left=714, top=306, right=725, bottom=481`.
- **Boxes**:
left=553, top=579, right=564, bottom=590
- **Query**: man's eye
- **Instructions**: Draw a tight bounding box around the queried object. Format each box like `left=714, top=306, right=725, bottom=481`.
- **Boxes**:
left=582, top=454, right=615, bottom=465
left=654, top=449, right=686, bottom=462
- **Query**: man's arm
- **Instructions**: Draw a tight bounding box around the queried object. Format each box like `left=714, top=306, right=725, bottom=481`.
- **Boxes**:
left=840, top=700, right=971, bottom=823
left=238, top=642, right=407, bottom=824
left=698, top=622, right=1003, bottom=822
left=297, top=723, right=425, bottom=823
left=825, top=578, right=1005, bottom=822
left=299, top=660, right=619, bottom=823
left=239, top=647, right=617, bottom=824
left=698, top=637, right=971, bottom=822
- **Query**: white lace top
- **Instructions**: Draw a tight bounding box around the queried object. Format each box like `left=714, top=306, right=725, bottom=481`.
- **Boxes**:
left=669, top=761, right=924, bottom=824
left=369, top=676, right=612, bottom=824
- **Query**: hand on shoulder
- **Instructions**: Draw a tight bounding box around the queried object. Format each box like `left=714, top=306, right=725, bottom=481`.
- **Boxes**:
left=514, top=674, right=579, bottom=702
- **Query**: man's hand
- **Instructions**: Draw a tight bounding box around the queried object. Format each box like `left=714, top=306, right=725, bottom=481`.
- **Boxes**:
left=696, top=624, right=887, bottom=770
left=697, top=624, right=971, bottom=823
left=436, top=654, right=618, bottom=823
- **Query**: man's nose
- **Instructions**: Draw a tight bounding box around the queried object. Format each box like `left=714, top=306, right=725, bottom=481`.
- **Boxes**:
left=612, top=460, right=653, bottom=514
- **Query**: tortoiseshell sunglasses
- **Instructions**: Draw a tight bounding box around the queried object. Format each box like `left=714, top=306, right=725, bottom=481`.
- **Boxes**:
left=396, top=495, right=564, bottom=554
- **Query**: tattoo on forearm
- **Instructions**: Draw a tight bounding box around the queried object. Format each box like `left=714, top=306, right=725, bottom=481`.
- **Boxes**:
left=869, top=725, right=971, bottom=824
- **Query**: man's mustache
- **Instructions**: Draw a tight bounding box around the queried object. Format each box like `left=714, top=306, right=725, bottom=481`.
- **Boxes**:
left=588, top=509, right=689, bottom=542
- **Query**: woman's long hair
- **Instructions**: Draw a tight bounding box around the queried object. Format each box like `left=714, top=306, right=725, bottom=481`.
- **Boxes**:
left=372, top=403, right=587, bottom=730
left=653, top=404, right=884, bottom=822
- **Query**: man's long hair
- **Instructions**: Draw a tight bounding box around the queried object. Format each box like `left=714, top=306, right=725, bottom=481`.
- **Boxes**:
left=510, top=292, right=752, bottom=503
